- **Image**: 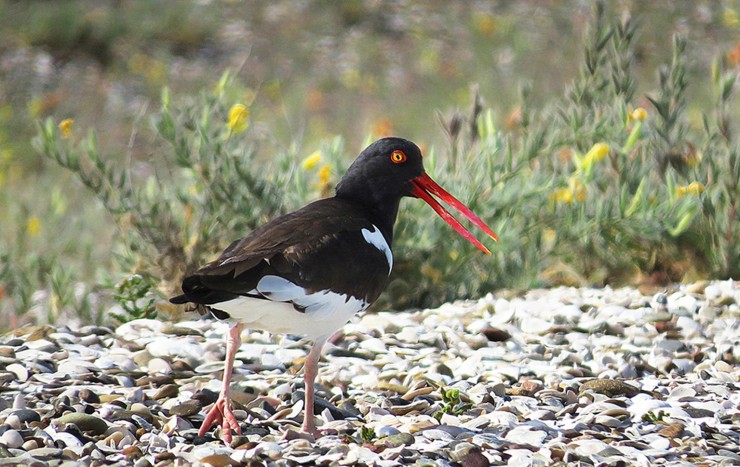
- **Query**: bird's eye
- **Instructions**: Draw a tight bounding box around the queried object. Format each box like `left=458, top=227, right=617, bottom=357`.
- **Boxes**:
left=390, top=150, right=407, bottom=164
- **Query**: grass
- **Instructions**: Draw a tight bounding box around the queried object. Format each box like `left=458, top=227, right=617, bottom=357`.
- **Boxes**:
left=1, top=1, right=739, bottom=328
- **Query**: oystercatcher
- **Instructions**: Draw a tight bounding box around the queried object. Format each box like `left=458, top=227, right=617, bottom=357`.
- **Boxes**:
left=170, top=137, right=497, bottom=441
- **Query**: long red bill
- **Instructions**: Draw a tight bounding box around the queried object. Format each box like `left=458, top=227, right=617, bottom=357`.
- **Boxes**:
left=410, top=172, right=498, bottom=255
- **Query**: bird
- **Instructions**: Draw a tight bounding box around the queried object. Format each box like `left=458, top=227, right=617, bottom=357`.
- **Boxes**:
left=169, top=137, right=497, bottom=442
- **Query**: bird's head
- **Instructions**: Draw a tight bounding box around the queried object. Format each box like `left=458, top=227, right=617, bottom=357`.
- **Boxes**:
left=337, top=137, right=498, bottom=254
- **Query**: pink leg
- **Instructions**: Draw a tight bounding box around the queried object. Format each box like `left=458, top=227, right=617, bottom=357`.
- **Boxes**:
left=301, top=339, right=326, bottom=436
left=200, top=323, right=243, bottom=443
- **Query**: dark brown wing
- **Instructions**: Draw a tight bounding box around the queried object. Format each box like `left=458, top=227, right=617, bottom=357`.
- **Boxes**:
left=170, top=197, right=392, bottom=308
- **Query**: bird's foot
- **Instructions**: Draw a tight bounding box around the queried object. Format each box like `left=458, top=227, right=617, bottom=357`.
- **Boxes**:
left=302, top=418, right=322, bottom=439
left=199, top=396, right=241, bottom=443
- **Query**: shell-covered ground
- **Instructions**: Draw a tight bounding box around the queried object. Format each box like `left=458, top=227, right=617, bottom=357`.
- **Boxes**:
left=0, top=280, right=738, bottom=466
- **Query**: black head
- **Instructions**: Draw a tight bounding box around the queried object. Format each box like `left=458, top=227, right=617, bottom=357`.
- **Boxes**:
left=336, top=137, right=424, bottom=203
left=336, top=137, right=498, bottom=254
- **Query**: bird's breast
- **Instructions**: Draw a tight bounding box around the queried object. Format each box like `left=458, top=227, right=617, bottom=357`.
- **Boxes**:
left=361, top=225, right=393, bottom=274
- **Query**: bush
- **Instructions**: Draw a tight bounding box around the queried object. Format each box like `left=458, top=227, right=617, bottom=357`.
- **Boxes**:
left=389, top=8, right=737, bottom=307
left=30, top=72, right=351, bottom=319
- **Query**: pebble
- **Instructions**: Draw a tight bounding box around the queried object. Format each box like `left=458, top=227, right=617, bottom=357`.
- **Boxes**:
left=0, top=280, right=736, bottom=466
left=0, top=429, right=23, bottom=448
left=374, top=432, right=414, bottom=448
left=57, top=413, right=109, bottom=435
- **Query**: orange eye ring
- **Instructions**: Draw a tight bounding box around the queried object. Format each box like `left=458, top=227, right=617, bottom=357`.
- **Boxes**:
left=390, top=150, right=407, bottom=164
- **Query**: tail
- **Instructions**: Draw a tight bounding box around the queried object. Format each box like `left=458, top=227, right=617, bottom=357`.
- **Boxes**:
left=169, top=275, right=240, bottom=306
left=169, top=293, right=191, bottom=305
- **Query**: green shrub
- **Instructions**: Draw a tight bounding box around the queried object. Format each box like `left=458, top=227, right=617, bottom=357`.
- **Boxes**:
left=31, top=72, right=350, bottom=317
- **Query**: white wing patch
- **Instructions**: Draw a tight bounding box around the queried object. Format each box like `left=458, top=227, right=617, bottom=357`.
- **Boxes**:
left=212, top=275, right=368, bottom=340
left=361, top=225, right=393, bottom=274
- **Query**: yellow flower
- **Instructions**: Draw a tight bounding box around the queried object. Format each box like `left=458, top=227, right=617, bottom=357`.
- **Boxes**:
left=629, top=107, right=648, bottom=121
left=301, top=151, right=322, bottom=170
left=58, top=119, right=74, bottom=139
left=582, top=142, right=609, bottom=170
left=675, top=182, right=705, bottom=198
left=26, top=216, right=41, bottom=237
left=723, top=8, right=740, bottom=27
left=472, top=12, right=496, bottom=36
left=569, top=177, right=587, bottom=202
left=318, top=163, right=332, bottom=185
left=550, top=177, right=587, bottom=205
left=316, top=163, right=333, bottom=197
left=550, top=187, right=573, bottom=204
left=227, top=104, right=250, bottom=134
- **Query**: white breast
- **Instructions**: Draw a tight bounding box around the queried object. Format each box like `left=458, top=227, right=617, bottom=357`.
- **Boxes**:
left=361, top=225, right=393, bottom=274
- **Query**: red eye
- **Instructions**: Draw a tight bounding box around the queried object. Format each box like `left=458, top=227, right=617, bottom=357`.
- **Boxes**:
left=390, top=150, right=406, bottom=164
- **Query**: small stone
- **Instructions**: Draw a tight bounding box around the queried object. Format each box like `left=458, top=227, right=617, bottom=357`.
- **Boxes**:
left=152, top=384, right=179, bottom=399
left=649, top=436, right=671, bottom=450
left=668, top=385, right=696, bottom=399
left=489, top=383, right=506, bottom=397
left=148, top=358, right=173, bottom=374
left=450, top=442, right=490, bottom=467
left=26, top=447, right=64, bottom=460
left=684, top=407, right=714, bottom=418
left=506, top=387, right=535, bottom=397
left=593, top=415, right=621, bottom=428
left=161, top=323, right=203, bottom=336
left=580, top=379, right=639, bottom=397
left=171, top=360, right=195, bottom=372
left=170, top=400, right=202, bottom=417
left=572, top=439, right=612, bottom=457
left=504, top=427, right=547, bottom=447
left=389, top=399, right=430, bottom=416
left=12, top=394, right=25, bottom=410
left=0, top=429, right=23, bottom=448
left=122, top=445, right=143, bottom=460
left=520, top=317, right=552, bottom=334
left=154, top=451, right=177, bottom=463
left=481, top=327, right=511, bottom=342
left=6, top=363, right=29, bottom=382
left=58, top=413, right=109, bottom=435
left=374, top=432, right=414, bottom=448
left=658, top=423, right=684, bottom=438
left=255, top=441, right=283, bottom=459
left=22, top=439, right=38, bottom=450
left=10, top=409, right=40, bottom=426
left=52, top=432, right=84, bottom=449
left=520, top=381, right=543, bottom=394
left=376, top=425, right=401, bottom=438
left=714, top=360, right=732, bottom=373
left=434, top=362, right=454, bottom=378
left=78, top=389, right=100, bottom=404
left=685, top=281, right=709, bottom=294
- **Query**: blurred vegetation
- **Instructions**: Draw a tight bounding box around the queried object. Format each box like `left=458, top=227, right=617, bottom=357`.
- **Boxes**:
left=1, top=1, right=739, bottom=328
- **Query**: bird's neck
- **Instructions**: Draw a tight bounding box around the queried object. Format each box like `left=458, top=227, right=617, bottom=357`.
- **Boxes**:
left=336, top=193, right=399, bottom=246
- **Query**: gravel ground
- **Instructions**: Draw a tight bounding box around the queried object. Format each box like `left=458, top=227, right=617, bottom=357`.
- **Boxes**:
left=0, top=280, right=738, bottom=466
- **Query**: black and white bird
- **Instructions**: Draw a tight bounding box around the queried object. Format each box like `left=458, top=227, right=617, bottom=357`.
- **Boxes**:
left=170, top=137, right=497, bottom=441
